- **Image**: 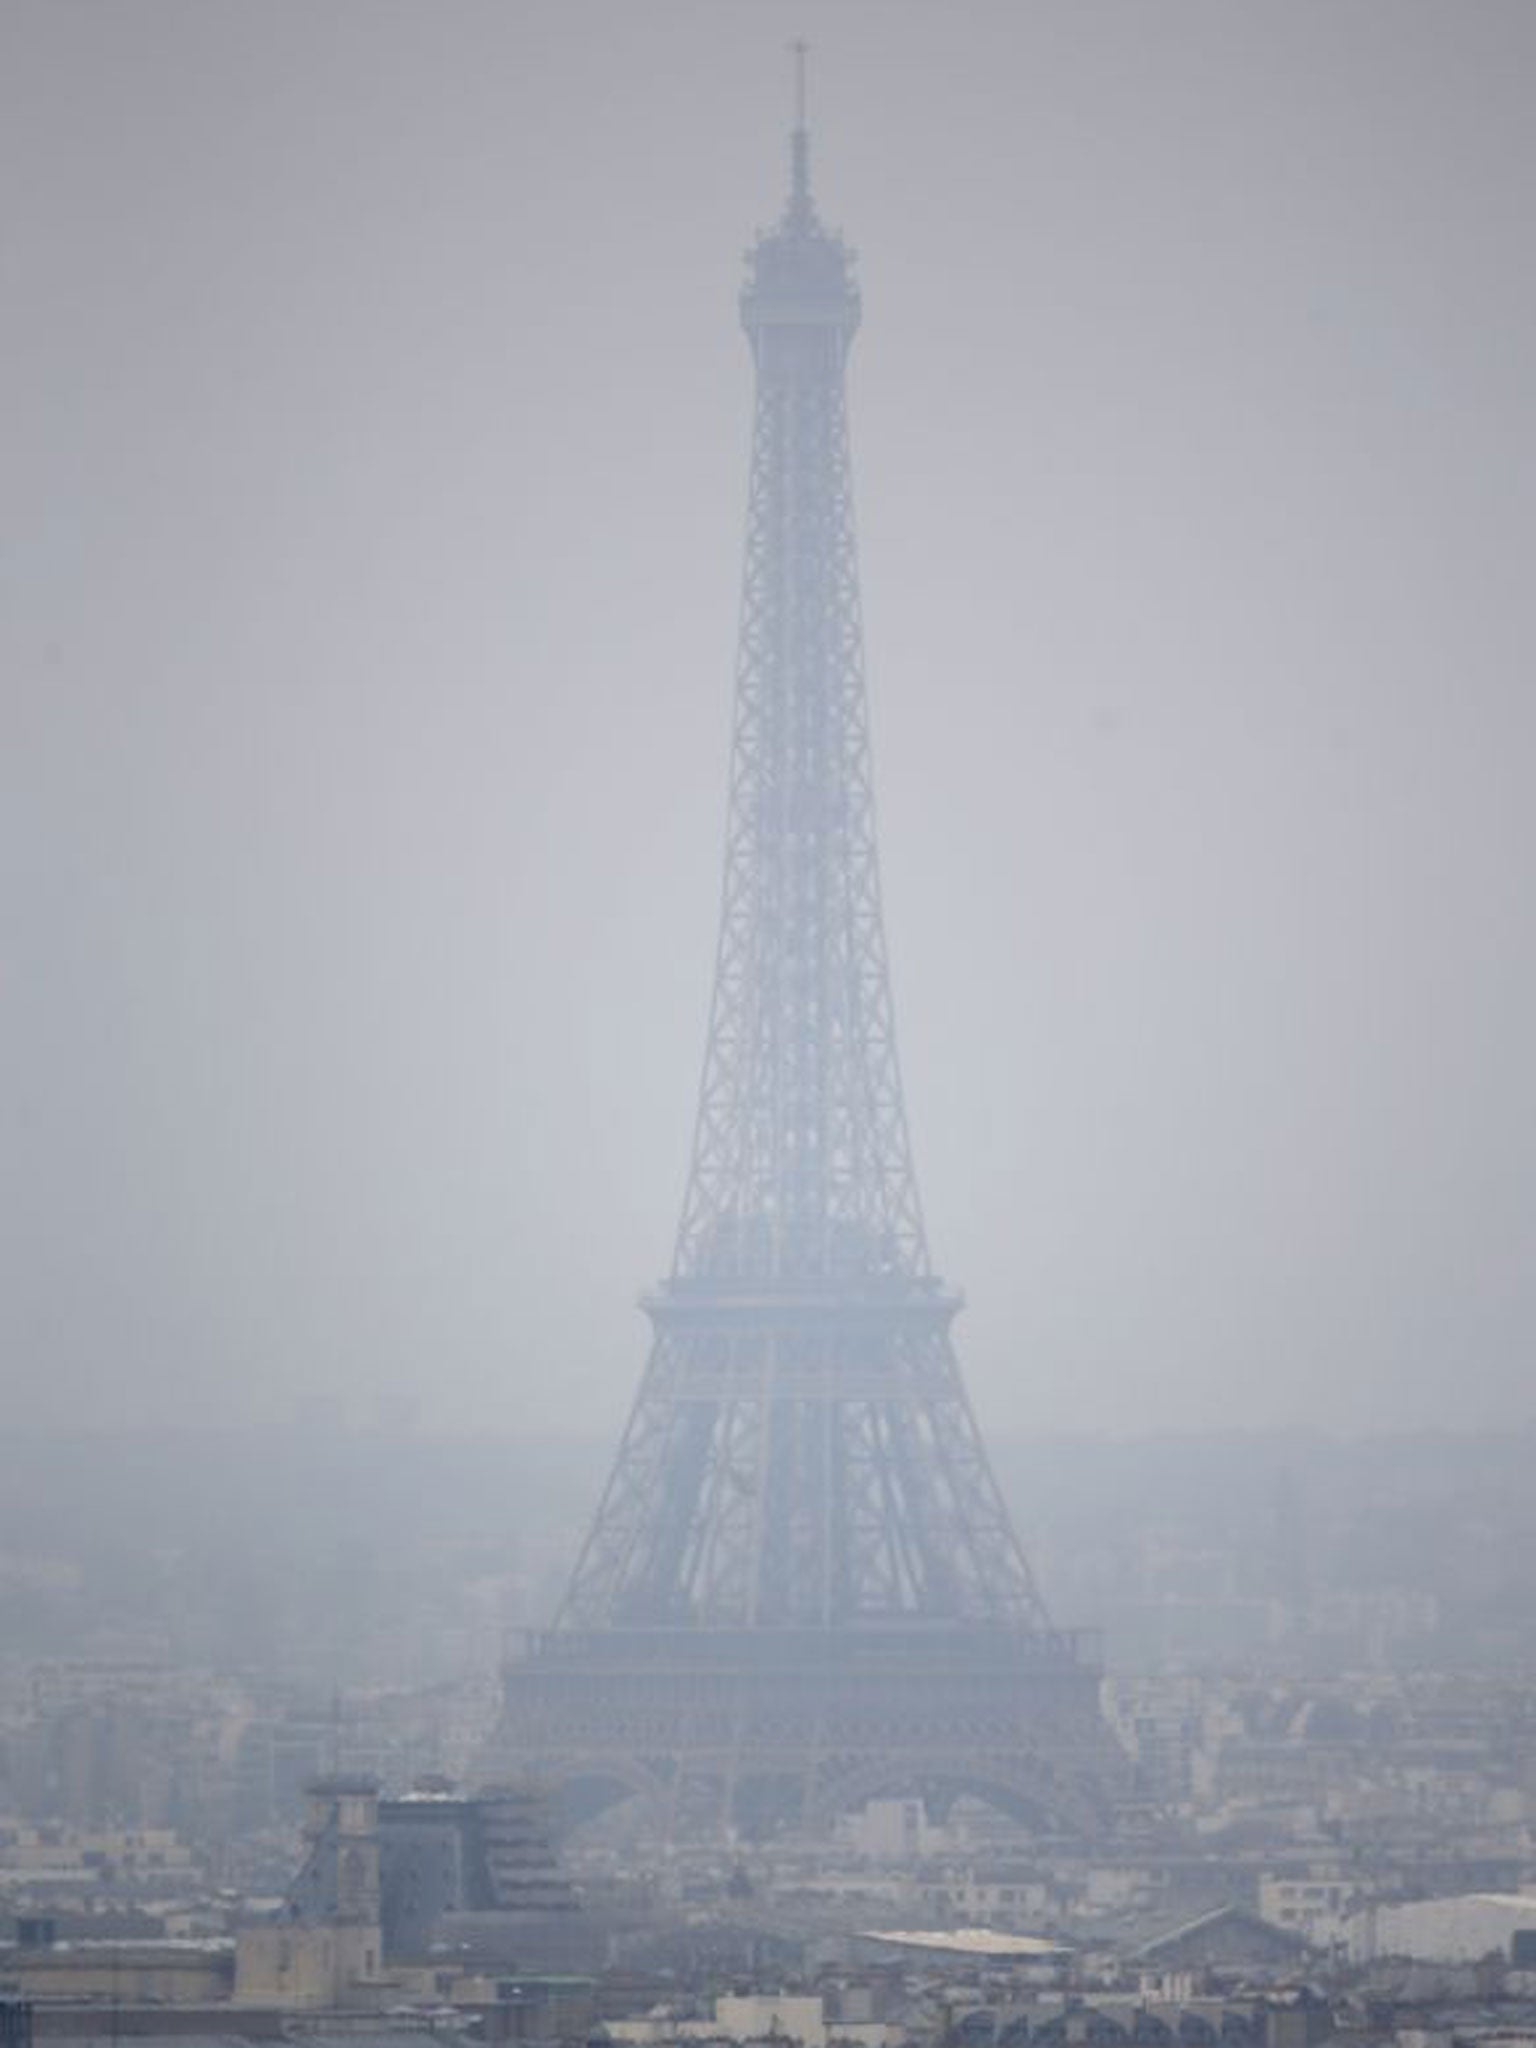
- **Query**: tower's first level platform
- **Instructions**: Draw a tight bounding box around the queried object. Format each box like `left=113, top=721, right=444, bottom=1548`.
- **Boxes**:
left=486, top=1621, right=1126, bottom=1842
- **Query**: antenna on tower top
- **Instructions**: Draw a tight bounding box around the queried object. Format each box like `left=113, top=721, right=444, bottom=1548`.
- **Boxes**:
left=788, top=38, right=812, bottom=225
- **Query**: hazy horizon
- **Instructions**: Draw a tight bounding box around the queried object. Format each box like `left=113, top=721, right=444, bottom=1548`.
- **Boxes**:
left=6, top=0, right=1534, bottom=1445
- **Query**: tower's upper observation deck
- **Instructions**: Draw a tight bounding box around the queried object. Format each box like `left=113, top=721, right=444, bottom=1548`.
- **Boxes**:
left=740, top=62, right=859, bottom=360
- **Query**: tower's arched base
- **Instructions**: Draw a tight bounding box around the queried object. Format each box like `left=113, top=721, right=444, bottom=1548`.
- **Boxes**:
left=487, top=1624, right=1126, bottom=1844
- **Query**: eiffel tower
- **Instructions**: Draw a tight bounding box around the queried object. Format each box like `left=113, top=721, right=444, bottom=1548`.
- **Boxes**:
left=494, top=61, right=1121, bottom=1842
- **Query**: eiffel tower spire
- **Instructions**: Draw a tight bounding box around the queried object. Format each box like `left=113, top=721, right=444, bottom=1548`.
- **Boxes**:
left=675, top=42, right=917, bottom=1294
left=494, top=74, right=1121, bottom=1841
left=786, top=39, right=814, bottom=233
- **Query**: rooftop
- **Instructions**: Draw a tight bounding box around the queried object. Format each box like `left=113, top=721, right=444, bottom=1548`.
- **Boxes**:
left=859, top=1929, right=1071, bottom=1959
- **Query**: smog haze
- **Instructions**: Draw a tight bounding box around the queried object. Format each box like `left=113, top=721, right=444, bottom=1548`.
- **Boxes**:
left=5, top=0, right=1535, bottom=1447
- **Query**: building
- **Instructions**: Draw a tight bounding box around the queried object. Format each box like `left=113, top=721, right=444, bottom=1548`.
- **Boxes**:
left=234, top=1776, right=382, bottom=2009
left=1355, top=1893, right=1536, bottom=1965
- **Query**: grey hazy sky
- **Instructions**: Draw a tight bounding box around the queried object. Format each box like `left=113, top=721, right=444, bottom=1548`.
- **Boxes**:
left=4, top=1, right=1534, bottom=1441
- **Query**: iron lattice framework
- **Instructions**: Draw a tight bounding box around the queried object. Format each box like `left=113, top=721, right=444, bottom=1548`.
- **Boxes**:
left=495, top=96, right=1121, bottom=1840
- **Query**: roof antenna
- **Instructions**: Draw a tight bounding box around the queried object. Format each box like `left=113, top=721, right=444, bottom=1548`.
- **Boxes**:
left=788, top=38, right=812, bottom=225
